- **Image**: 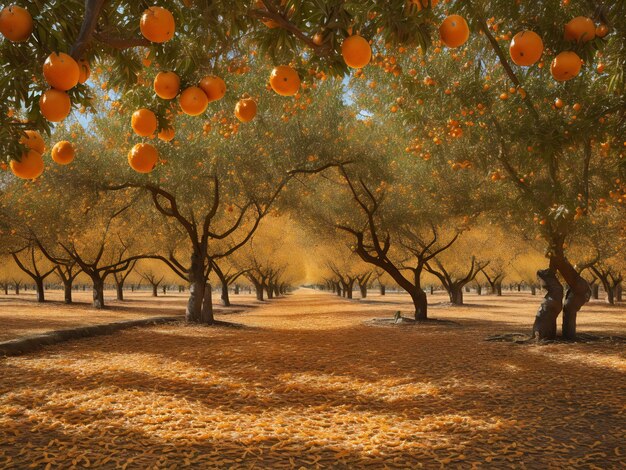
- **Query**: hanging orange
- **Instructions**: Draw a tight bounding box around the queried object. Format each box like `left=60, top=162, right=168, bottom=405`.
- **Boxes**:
left=509, top=31, right=543, bottom=66
left=43, top=52, right=80, bottom=91
left=269, top=66, right=301, bottom=96
left=158, top=127, right=175, bottom=142
left=342, top=35, right=372, bottom=68
left=199, top=76, right=226, bottom=102
left=0, top=5, right=33, bottom=42
left=439, top=15, right=469, bottom=48
left=39, top=89, right=71, bottom=122
left=140, top=6, right=175, bottom=43
left=10, top=149, right=44, bottom=179
left=131, top=109, right=158, bottom=137
left=235, top=98, right=257, bottom=122
left=51, top=141, right=75, bottom=165
left=595, top=24, right=609, bottom=38
left=77, top=59, right=91, bottom=84
left=179, top=87, right=209, bottom=116
left=154, top=71, right=180, bottom=100
left=128, top=143, right=158, bottom=173
left=550, top=51, right=582, bottom=81
left=564, top=17, right=595, bottom=43
left=19, top=130, right=46, bottom=154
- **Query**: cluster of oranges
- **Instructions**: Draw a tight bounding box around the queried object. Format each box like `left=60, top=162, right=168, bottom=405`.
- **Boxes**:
left=509, top=16, right=608, bottom=82
left=10, top=129, right=76, bottom=180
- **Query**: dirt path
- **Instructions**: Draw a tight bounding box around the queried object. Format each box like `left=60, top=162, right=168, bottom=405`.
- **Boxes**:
left=0, top=289, right=624, bottom=468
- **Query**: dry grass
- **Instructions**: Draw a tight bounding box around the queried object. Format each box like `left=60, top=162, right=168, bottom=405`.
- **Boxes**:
left=0, top=288, right=624, bottom=468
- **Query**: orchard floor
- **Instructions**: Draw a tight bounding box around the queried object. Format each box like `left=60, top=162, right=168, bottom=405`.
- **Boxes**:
left=0, top=289, right=625, bottom=469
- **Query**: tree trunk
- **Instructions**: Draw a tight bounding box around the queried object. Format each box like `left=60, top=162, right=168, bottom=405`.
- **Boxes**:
left=63, top=280, right=73, bottom=304
left=3, top=284, right=8, bottom=295
left=591, top=284, right=599, bottom=299
left=379, top=284, right=385, bottom=295
left=449, top=285, right=464, bottom=305
left=617, top=284, right=623, bottom=302
left=410, top=289, right=428, bottom=321
left=92, top=277, right=105, bottom=309
left=234, top=284, right=240, bottom=295
left=530, top=285, right=536, bottom=296
left=359, top=285, right=367, bottom=299
left=15, top=284, right=20, bottom=295
left=266, top=285, right=274, bottom=299
left=532, top=269, right=563, bottom=340
left=336, top=283, right=342, bottom=297
left=186, top=252, right=205, bottom=322
left=35, top=278, right=45, bottom=303
left=200, top=283, right=214, bottom=324
left=221, top=282, right=231, bottom=306
left=273, top=285, right=280, bottom=298
left=430, top=285, right=434, bottom=295
left=476, top=284, right=482, bottom=295
left=116, top=282, right=124, bottom=301
left=345, top=283, right=353, bottom=299
left=162, top=285, right=167, bottom=295
left=152, top=285, right=158, bottom=297
left=254, top=283, right=264, bottom=301
left=496, top=283, right=502, bottom=296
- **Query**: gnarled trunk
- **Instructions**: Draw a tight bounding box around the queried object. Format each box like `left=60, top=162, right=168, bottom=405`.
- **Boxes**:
left=254, top=282, right=264, bottom=301
left=186, top=252, right=205, bottom=322
left=532, top=269, right=563, bottom=340
left=449, top=285, right=464, bottom=305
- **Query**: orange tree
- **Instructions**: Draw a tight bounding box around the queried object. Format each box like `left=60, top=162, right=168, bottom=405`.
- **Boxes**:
left=1, top=0, right=429, bottom=167
left=346, top=1, right=625, bottom=338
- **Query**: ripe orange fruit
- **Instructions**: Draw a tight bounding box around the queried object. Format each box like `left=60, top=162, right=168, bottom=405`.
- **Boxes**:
left=439, top=15, right=469, bottom=48
left=235, top=98, right=257, bottom=122
left=596, top=63, right=605, bottom=73
left=131, top=109, right=158, bottom=136
left=10, top=149, right=44, bottom=179
left=595, top=24, right=609, bottom=38
left=43, top=52, right=80, bottom=91
left=564, top=17, right=595, bottom=43
left=199, top=76, right=226, bottom=102
left=555, top=98, right=564, bottom=109
left=410, top=0, right=439, bottom=11
left=342, top=35, right=372, bottom=69
left=39, top=89, right=71, bottom=122
left=269, top=66, right=301, bottom=96
left=154, top=71, right=180, bottom=100
left=0, top=5, right=33, bottom=42
left=19, top=130, right=45, bottom=154
left=140, top=6, right=175, bottom=43
left=77, top=59, right=90, bottom=84
left=509, top=31, right=543, bottom=66
left=550, top=51, right=582, bottom=81
left=128, top=143, right=158, bottom=173
left=158, top=127, right=175, bottom=142
left=51, top=141, right=75, bottom=165
left=179, top=87, right=208, bottom=116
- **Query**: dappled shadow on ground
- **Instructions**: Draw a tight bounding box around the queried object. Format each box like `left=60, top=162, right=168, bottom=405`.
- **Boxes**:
left=0, top=289, right=624, bottom=468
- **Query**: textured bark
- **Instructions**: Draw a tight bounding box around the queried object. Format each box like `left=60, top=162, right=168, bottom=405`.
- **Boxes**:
left=532, top=269, right=564, bottom=340
left=562, top=277, right=591, bottom=340
left=449, top=285, right=464, bottom=305
left=200, top=283, right=214, bottom=324
left=412, top=289, right=428, bottom=321
left=92, top=277, right=105, bottom=309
